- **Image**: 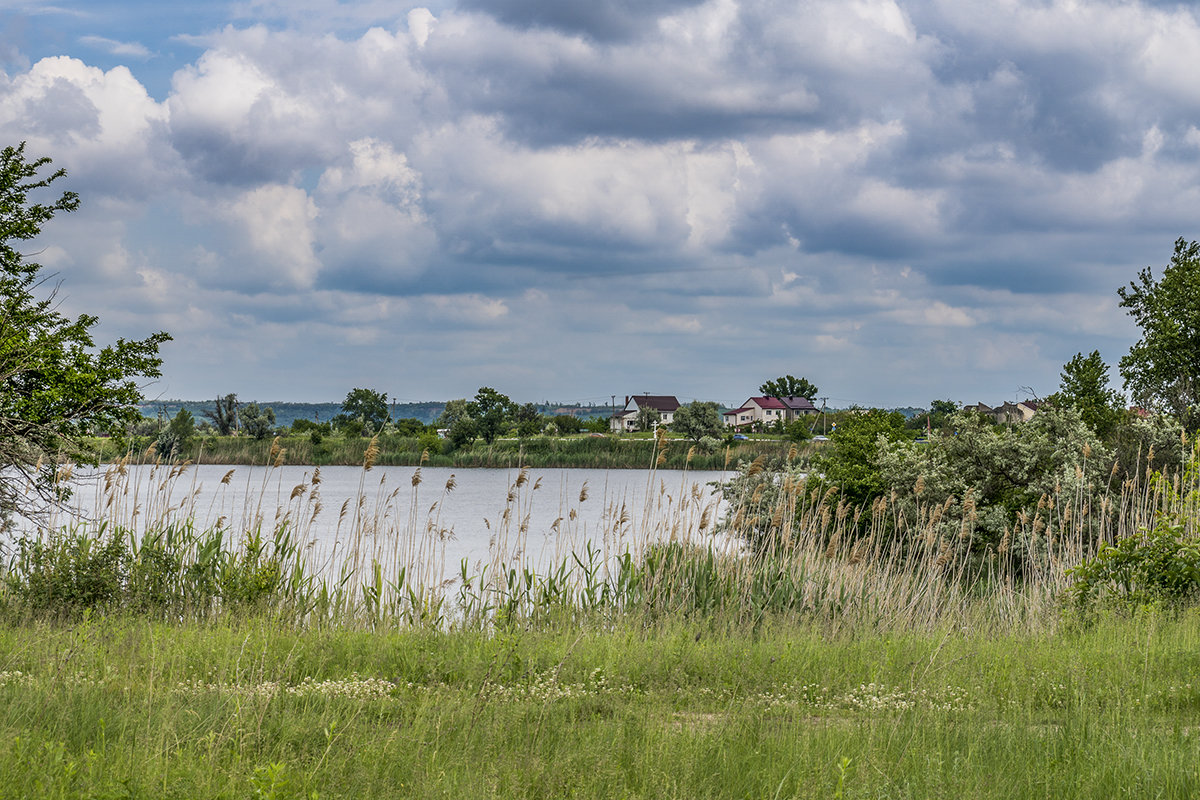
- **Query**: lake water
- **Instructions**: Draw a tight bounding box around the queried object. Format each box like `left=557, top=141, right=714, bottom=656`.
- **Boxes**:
left=47, top=464, right=733, bottom=582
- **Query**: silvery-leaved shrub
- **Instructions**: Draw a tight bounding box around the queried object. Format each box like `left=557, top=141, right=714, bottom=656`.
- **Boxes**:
left=876, top=405, right=1109, bottom=561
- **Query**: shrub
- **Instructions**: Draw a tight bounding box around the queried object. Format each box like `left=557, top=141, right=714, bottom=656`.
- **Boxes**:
left=1067, top=518, right=1200, bottom=609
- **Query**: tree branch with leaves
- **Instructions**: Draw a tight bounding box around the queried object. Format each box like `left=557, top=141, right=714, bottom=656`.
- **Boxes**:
left=0, top=142, right=170, bottom=528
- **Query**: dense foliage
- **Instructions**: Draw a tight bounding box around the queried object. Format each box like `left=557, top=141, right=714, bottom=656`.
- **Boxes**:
left=0, top=143, right=169, bottom=527
left=671, top=400, right=724, bottom=441
left=335, top=387, right=389, bottom=434
left=759, top=374, right=819, bottom=401
left=1118, top=237, right=1200, bottom=427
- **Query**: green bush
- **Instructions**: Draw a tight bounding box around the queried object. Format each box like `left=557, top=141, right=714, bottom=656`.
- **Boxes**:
left=1067, top=518, right=1200, bottom=609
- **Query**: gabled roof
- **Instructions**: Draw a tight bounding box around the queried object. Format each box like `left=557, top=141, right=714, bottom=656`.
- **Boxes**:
left=630, top=395, right=680, bottom=412
left=749, top=396, right=788, bottom=410
left=748, top=396, right=816, bottom=411
left=723, top=407, right=752, bottom=417
left=780, top=396, right=817, bottom=412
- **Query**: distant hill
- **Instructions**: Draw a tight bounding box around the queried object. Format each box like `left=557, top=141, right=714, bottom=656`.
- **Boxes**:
left=138, top=400, right=615, bottom=428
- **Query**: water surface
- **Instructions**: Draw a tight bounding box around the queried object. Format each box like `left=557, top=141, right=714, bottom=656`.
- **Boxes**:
left=57, top=464, right=732, bottom=577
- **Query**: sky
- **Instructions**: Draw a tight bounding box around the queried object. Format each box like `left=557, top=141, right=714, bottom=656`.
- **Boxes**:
left=2, top=0, right=1196, bottom=409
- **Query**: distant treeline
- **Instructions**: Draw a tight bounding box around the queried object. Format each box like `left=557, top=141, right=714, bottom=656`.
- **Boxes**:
left=138, top=400, right=616, bottom=427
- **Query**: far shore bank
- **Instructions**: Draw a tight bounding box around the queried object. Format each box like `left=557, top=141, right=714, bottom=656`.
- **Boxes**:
left=89, top=433, right=805, bottom=471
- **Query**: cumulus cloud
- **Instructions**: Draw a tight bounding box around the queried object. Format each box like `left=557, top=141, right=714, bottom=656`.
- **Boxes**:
left=215, top=183, right=320, bottom=289
left=2, top=0, right=1195, bottom=404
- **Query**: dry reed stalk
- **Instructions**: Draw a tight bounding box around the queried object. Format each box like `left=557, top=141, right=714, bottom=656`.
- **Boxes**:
left=363, top=436, right=380, bottom=471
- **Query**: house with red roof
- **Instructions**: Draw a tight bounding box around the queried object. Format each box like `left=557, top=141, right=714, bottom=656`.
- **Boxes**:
left=723, top=396, right=818, bottom=429
left=610, top=394, right=681, bottom=433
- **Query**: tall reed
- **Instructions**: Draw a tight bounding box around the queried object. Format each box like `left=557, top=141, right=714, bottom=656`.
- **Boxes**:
left=5, top=441, right=1198, bottom=633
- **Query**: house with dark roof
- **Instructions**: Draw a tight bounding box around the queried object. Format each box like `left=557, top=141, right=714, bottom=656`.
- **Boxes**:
left=610, top=395, right=681, bottom=432
left=972, top=401, right=1039, bottom=424
left=723, top=396, right=818, bottom=429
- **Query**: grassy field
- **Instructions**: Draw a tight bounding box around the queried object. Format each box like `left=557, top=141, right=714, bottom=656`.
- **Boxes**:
left=2, top=450, right=1199, bottom=798
left=1, top=612, right=1198, bottom=799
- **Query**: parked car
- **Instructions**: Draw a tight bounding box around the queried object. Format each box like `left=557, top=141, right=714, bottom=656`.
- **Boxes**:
left=733, top=434, right=749, bottom=440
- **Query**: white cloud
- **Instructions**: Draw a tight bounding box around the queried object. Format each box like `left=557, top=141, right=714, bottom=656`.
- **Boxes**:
left=78, top=35, right=153, bottom=59
left=216, top=184, right=320, bottom=289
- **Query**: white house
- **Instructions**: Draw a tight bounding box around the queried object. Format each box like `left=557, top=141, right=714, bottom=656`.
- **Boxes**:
left=611, top=395, right=681, bottom=432
left=723, top=396, right=819, bottom=429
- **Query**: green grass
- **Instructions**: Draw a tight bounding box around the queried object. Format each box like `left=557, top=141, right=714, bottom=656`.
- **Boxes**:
left=1, top=611, right=1198, bottom=799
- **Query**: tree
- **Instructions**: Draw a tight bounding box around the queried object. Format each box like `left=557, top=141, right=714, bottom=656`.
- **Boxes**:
left=0, top=142, right=170, bottom=526
left=1118, top=238, right=1200, bottom=427
left=439, top=399, right=476, bottom=450
left=154, top=409, right=194, bottom=461
left=392, top=417, right=427, bottom=437
left=515, top=402, right=542, bottom=439
left=335, top=387, right=389, bottom=434
left=1050, top=351, right=1123, bottom=438
left=812, top=409, right=909, bottom=506
left=759, top=374, right=819, bottom=401
left=908, top=399, right=959, bottom=434
left=671, top=401, right=724, bottom=441
left=204, top=393, right=238, bottom=436
left=240, top=403, right=276, bottom=440
left=552, top=414, right=584, bottom=435
left=469, top=387, right=515, bottom=444
left=635, top=406, right=661, bottom=432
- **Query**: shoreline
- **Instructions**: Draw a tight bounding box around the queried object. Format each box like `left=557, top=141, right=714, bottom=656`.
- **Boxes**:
left=91, top=434, right=805, bottom=470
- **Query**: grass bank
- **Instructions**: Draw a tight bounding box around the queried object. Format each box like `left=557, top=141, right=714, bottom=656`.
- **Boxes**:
left=1, top=611, right=1198, bottom=799
left=92, top=433, right=796, bottom=469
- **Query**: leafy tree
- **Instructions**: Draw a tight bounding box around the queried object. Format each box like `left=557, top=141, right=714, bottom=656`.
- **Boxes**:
left=204, top=393, right=238, bottom=436
left=671, top=401, right=724, bottom=441
left=154, top=408, right=195, bottom=461
left=391, top=417, right=427, bottom=437
left=335, top=387, right=389, bottom=434
left=1118, top=238, right=1200, bottom=427
left=1067, top=516, right=1200, bottom=609
left=1049, top=350, right=1124, bottom=438
left=584, top=416, right=609, bottom=433
left=240, top=403, right=276, bottom=440
left=551, top=414, right=584, bottom=435
left=635, top=406, right=661, bottom=432
left=784, top=419, right=813, bottom=442
left=908, top=399, right=959, bottom=434
left=289, top=417, right=331, bottom=436
left=169, top=408, right=195, bottom=441
left=515, top=402, right=542, bottom=439
left=812, top=409, right=909, bottom=506
left=759, top=374, right=819, bottom=401
left=439, top=399, right=476, bottom=450
left=929, top=399, right=958, bottom=416
left=469, top=387, right=515, bottom=444
left=0, top=142, right=170, bottom=525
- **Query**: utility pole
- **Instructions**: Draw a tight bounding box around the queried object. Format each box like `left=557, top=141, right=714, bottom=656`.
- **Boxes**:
left=820, top=397, right=828, bottom=436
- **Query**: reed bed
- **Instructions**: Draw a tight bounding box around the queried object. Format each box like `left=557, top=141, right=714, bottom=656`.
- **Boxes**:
left=4, top=435, right=1198, bottom=633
